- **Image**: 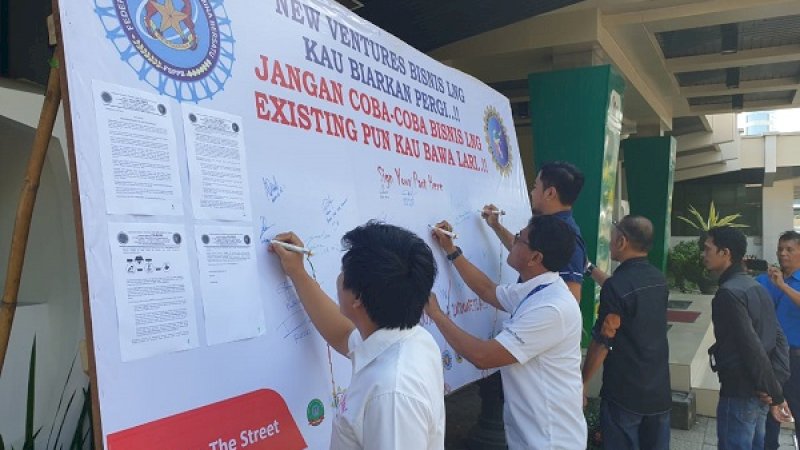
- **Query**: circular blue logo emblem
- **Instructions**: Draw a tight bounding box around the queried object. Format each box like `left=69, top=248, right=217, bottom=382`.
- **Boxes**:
left=94, top=0, right=235, bottom=101
left=484, top=106, right=512, bottom=175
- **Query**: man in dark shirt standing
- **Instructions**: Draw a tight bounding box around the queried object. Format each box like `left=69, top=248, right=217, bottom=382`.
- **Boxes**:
left=704, top=226, right=792, bottom=449
left=582, top=215, right=671, bottom=449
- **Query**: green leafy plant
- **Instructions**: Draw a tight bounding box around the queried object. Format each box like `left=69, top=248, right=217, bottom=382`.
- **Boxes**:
left=0, top=338, right=42, bottom=450
left=45, top=352, right=93, bottom=450
left=585, top=397, right=602, bottom=449
left=0, top=340, right=92, bottom=450
left=67, top=387, right=93, bottom=450
left=676, top=201, right=749, bottom=232
left=667, top=241, right=708, bottom=292
left=671, top=202, right=747, bottom=294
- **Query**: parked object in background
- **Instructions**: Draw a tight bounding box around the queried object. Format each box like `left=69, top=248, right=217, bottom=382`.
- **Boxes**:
left=743, top=256, right=768, bottom=274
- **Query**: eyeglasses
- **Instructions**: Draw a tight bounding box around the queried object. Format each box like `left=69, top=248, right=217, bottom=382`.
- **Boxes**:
left=513, top=232, right=530, bottom=246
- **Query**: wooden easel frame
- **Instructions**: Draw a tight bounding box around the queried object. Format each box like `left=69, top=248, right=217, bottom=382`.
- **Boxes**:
left=50, top=0, right=105, bottom=447
left=0, top=46, right=60, bottom=376
left=0, top=3, right=103, bottom=447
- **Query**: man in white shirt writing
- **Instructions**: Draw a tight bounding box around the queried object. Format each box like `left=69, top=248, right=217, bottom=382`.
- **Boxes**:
left=426, top=215, right=586, bottom=449
left=270, top=221, right=445, bottom=450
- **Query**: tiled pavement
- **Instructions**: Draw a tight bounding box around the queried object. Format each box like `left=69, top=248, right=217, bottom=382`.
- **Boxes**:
left=671, top=415, right=795, bottom=450
left=443, top=384, right=797, bottom=449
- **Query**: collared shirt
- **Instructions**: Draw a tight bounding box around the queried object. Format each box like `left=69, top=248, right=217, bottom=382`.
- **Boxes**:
left=552, top=210, right=586, bottom=284
left=591, top=257, right=671, bottom=414
left=330, top=326, right=445, bottom=450
left=757, top=269, right=800, bottom=348
left=493, top=272, right=587, bottom=449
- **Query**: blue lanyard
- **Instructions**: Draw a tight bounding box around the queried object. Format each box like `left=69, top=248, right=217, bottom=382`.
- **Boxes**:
left=511, top=283, right=552, bottom=317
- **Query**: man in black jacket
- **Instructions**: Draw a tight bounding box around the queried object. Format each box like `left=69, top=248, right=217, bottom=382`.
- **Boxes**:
left=582, top=216, right=671, bottom=450
left=704, top=226, right=792, bottom=449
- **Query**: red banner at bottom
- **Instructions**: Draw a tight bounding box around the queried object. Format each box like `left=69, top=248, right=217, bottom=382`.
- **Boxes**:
left=107, top=389, right=307, bottom=450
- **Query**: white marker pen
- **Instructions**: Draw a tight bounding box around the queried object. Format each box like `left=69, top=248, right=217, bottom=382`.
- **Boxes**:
left=428, top=225, right=458, bottom=239
left=270, top=240, right=313, bottom=256
left=480, top=209, right=506, bottom=215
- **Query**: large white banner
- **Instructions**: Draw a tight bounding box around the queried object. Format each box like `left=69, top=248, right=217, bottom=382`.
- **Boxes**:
left=59, top=0, right=530, bottom=448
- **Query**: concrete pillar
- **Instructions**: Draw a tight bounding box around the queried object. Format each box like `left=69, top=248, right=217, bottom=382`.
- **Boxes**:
left=552, top=49, right=605, bottom=71
left=762, top=179, right=794, bottom=265
left=529, top=65, right=625, bottom=345
left=468, top=65, right=625, bottom=450
left=623, top=137, right=677, bottom=272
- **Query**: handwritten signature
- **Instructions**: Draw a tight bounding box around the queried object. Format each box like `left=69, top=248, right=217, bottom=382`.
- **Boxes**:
left=262, top=176, right=284, bottom=203
left=401, top=189, right=415, bottom=207
left=307, top=231, right=338, bottom=256
left=454, top=210, right=473, bottom=225
left=258, top=216, right=275, bottom=244
left=322, top=196, right=348, bottom=228
left=275, top=281, right=311, bottom=342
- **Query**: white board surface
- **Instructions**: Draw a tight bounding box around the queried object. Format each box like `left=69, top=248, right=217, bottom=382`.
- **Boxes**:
left=58, top=0, right=530, bottom=448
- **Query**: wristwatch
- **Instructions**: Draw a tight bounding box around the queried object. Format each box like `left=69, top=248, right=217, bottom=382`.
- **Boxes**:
left=446, top=247, right=463, bottom=261
left=584, top=262, right=595, bottom=277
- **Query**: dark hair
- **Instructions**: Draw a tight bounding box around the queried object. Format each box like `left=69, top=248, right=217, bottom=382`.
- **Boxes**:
left=779, top=230, right=800, bottom=245
left=706, top=226, right=747, bottom=265
left=538, top=161, right=585, bottom=206
left=616, top=215, right=654, bottom=252
left=341, top=221, right=436, bottom=329
left=527, top=215, right=576, bottom=272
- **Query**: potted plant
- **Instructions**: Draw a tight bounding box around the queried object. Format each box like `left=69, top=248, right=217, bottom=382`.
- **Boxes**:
left=671, top=202, right=749, bottom=294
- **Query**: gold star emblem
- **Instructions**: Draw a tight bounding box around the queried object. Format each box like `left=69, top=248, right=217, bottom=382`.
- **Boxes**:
left=149, top=0, right=188, bottom=38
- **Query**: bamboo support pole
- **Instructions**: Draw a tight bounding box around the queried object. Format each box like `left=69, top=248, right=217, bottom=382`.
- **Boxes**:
left=0, top=60, right=61, bottom=375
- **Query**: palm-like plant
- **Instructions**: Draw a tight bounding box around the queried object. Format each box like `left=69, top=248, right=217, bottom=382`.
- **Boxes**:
left=676, top=201, right=748, bottom=232
left=671, top=202, right=747, bottom=294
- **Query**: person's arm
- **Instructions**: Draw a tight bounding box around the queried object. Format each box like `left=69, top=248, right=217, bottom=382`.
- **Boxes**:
left=561, top=240, right=587, bottom=302
left=481, top=204, right=513, bottom=251
left=717, top=289, right=785, bottom=404
left=431, top=221, right=505, bottom=311
left=270, top=232, right=355, bottom=356
left=582, top=341, right=609, bottom=383
left=771, top=402, right=793, bottom=423
left=769, top=267, right=800, bottom=308
left=566, top=282, right=582, bottom=302
left=425, top=294, right=517, bottom=370
left=586, top=263, right=610, bottom=287
left=582, top=283, right=621, bottom=387
left=451, top=252, right=504, bottom=311
left=581, top=341, right=608, bottom=403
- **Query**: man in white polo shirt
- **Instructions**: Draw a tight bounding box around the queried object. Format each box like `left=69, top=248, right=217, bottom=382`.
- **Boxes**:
left=427, top=215, right=586, bottom=449
left=270, top=222, right=444, bottom=450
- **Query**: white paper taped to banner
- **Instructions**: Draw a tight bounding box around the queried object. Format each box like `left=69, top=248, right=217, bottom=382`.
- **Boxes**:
left=59, top=0, right=531, bottom=447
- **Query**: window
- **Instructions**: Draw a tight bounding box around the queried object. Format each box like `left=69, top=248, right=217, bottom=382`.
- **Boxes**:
left=671, top=182, right=761, bottom=236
